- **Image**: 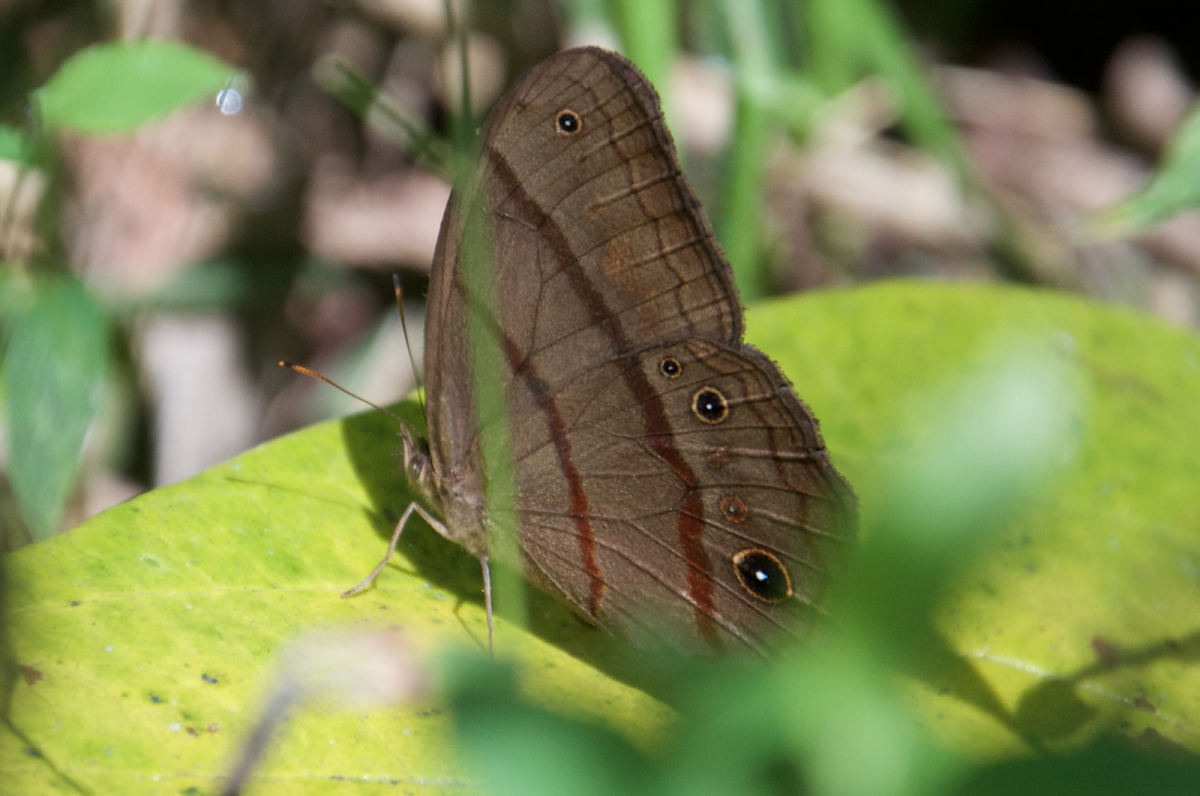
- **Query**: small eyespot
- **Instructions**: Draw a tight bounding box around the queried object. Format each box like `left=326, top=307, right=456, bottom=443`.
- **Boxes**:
left=556, top=110, right=582, bottom=135
left=733, top=549, right=792, bottom=603
left=659, top=357, right=682, bottom=378
left=692, top=387, right=728, bottom=424
left=719, top=494, right=749, bottom=524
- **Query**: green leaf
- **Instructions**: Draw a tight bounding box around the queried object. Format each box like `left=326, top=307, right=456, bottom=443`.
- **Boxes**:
left=1, top=401, right=673, bottom=794
left=447, top=654, right=659, bottom=796
left=4, top=282, right=1200, bottom=792
left=746, top=281, right=1200, bottom=758
left=2, top=279, right=107, bottom=540
left=35, top=40, right=241, bottom=133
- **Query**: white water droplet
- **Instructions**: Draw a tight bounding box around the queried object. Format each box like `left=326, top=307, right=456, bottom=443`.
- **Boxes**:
left=216, top=87, right=243, bottom=115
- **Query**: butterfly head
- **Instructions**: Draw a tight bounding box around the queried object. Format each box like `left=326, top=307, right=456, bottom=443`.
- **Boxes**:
left=400, top=422, right=439, bottom=507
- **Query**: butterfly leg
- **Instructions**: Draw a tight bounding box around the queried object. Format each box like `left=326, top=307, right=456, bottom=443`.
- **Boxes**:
left=480, top=555, right=494, bottom=657
left=341, top=501, right=447, bottom=597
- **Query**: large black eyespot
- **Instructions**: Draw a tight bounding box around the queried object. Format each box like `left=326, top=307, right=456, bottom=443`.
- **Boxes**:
left=692, top=387, right=728, bottom=424
left=733, top=549, right=792, bottom=603
left=659, top=357, right=682, bottom=378
left=556, top=110, right=582, bottom=135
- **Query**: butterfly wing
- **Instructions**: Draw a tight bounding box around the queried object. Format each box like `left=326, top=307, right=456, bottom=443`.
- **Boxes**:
left=424, top=47, right=855, bottom=653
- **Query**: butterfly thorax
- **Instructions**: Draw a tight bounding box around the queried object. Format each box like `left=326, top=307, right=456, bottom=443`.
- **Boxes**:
left=400, top=421, right=492, bottom=560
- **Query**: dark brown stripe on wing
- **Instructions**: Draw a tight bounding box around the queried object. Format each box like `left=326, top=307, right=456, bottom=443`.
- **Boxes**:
left=497, top=334, right=606, bottom=615
left=453, top=264, right=607, bottom=614
left=488, top=144, right=722, bottom=648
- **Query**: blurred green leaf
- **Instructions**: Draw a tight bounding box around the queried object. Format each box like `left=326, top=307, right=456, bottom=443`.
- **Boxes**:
left=1093, top=101, right=1200, bottom=235
left=34, top=40, right=240, bottom=133
left=946, top=739, right=1200, bottom=795
left=0, top=125, right=34, bottom=164
left=448, top=653, right=658, bottom=796
left=2, top=278, right=107, bottom=540
left=0, top=264, right=34, bottom=318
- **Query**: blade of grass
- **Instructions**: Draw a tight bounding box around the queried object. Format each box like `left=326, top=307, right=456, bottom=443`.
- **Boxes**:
left=444, top=0, right=527, bottom=635
left=806, top=0, right=965, bottom=170
left=719, top=0, right=778, bottom=301
left=1090, top=100, right=1200, bottom=235
left=606, top=0, right=678, bottom=97
left=312, top=56, right=451, bottom=181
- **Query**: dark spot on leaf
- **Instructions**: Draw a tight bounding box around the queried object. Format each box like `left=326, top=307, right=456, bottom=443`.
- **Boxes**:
left=70, top=601, right=81, bottom=607
left=149, top=693, right=164, bottom=704
left=1134, top=696, right=1156, bottom=713
left=201, top=673, right=218, bottom=684
left=1092, top=635, right=1120, bottom=665
left=186, top=727, right=197, bottom=736
left=19, top=665, right=43, bottom=685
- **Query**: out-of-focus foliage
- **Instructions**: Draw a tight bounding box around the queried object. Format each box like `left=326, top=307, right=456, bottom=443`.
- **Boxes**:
left=34, top=40, right=241, bottom=133
left=2, top=279, right=106, bottom=540
left=1, top=39, right=241, bottom=546
left=0, top=125, right=34, bottom=164
left=1094, top=101, right=1200, bottom=233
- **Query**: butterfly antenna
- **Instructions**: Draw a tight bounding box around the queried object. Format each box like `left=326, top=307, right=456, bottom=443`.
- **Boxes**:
left=393, top=274, right=425, bottom=416
left=279, top=361, right=404, bottom=424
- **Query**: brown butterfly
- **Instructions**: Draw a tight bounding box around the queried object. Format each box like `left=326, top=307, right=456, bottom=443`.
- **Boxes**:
left=354, top=46, right=856, bottom=656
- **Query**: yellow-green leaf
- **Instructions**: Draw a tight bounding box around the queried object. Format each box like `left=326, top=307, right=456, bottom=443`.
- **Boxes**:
left=0, top=404, right=672, bottom=794
left=4, top=281, right=1199, bottom=793
left=747, top=281, right=1200, bottom=758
